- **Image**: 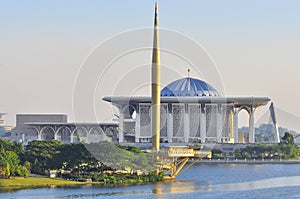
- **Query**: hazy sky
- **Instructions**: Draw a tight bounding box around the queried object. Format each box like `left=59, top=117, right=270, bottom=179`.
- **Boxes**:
left=0, top=0, right=300, bottom=127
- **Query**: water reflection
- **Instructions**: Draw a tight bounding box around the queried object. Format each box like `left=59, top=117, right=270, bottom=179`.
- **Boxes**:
left=153, top=175, right=300, bottom=195
left=1, top=164, right=300, bottom=199
left=212, top=176, right=300, bottom=191
left=153, top=180, right=198, bottom=194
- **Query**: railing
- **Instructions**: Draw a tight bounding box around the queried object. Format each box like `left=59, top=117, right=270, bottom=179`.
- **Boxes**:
left=196, top=159, right=300, bottom=164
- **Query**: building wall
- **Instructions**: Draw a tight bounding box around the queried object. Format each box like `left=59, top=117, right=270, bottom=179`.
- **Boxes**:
left=11, top=114, right=68, bottom=143
left=0, top=115, right=4, bottom=126
left=121, top=102, right=235, bottom=144
left=16, top=114, right=67, bottom=128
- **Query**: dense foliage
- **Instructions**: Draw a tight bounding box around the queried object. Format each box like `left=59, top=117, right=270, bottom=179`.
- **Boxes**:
left=0, top=139, right=160, bottom=183
left=211, top=132, right=300, bottom=160
left=0, top=139, right=30, bottom=178
left=20, top=141, right=156, bottom=174
left=234, top=143, right=299, bottom=160
left=210, top=132, right=300, bottom=160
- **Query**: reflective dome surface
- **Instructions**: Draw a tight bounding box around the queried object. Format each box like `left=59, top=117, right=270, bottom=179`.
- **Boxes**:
left=161, top=77, right=219, bottom=97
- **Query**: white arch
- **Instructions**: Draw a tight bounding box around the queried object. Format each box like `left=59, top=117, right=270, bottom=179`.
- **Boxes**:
left=237, top=106, right=251, bottom=115
left=88, top=126, right=108, bottom=143
left=56, top=126, right=72, bottom=134
left=40, top=126, right=55, bottom=141
left=88, top=126, right=104, bottom=135
left=72, top=126, right=89, bottom=143
left=56, top=126, right=72, bottom=143
left=104, top=126, right=117, bottom=136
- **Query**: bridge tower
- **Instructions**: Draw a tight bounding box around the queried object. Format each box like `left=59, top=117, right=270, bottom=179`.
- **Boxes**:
left=269, top=102, right=280, bottom=143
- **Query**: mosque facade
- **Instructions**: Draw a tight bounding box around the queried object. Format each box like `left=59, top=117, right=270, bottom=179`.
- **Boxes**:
left=103, top=77, right=270, bottom=145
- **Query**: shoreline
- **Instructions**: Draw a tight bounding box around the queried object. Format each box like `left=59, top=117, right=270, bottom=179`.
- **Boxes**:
left=195, top=159, right=300, bottom=165
left=0, top=173, right=163, bottom=189
left=0, top=177, right=101, bottom=188
left=1, top=160, right=299, bottom=188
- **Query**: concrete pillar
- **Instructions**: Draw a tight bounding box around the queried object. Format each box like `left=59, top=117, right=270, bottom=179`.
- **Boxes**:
left=200, top=107, right=206, bottom=143
left=135, top=111, right=140, bottom=143
left=234, top=110, right=239, bottom=143
left=249, top=110, right=255, bottom=143
left=54, top=131, right=58, bottom=141
left=217, top=106, right=223, bottom=143
left=70, top=133, right=74, bottom=143
left=184, top=108, right=189, bottom=143
left=119, top=110, right=124, bottom=143
left=167, top=112, right=173, bottom=143
left=21, top=133, right=25, bottom=143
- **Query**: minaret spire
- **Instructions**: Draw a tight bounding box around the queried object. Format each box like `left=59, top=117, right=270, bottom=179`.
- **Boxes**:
left=151, top=2, right=161, bottom=151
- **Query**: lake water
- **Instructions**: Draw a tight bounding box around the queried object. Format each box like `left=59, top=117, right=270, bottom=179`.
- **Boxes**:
left=1, top=164, right=300, bottom=199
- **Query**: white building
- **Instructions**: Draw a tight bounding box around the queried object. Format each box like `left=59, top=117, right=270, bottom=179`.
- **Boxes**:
left=103, top=77, right=270, bottom=144
left=10, top=114, right=118, bottom=144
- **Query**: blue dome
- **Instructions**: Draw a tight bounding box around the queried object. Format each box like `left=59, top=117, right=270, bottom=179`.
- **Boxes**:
left=161, top=77, right=219, bottom=97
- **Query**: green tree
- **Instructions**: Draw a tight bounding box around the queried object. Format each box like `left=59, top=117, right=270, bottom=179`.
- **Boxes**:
left=235, top=148, right=242, bottom=159
left=17, top=165, right=30, bottom=177
left=0, top=147, right=20, bottom=177
left=24, top=140, right=63, bottom=174
left=3, top=162, right=11, bottom=178
left=5, top=151, right=20, bottom=176
left=23, top=161, right=31, bottom=171
left=0, top=139, right=23, bottom=155
left=212, top=149, right=223, bottom=159
left=281, top=132, right=295, bottom=145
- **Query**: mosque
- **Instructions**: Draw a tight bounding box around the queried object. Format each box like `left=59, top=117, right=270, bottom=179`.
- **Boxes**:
left=103, top=3, right=271, bottom=146
left=103, top=78, right=270, bottom=145
left=8, top=3, right=271, bottom=147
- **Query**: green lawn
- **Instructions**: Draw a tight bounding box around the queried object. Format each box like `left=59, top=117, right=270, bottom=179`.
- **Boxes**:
left=0, top=177, right=97, bottom=187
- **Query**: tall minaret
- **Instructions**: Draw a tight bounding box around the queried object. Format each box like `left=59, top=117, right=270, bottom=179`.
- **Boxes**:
left=151, top=2, right=161, bottom=151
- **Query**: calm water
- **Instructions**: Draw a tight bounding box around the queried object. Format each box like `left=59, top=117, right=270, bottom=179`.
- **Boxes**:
left=1, top=164, right=300, bottom=199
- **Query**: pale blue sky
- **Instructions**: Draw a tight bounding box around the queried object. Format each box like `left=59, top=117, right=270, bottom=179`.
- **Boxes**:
left=0, top=0, right=300, bottom=126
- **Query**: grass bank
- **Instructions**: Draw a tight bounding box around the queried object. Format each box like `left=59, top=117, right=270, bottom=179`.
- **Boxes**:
left=0, top=177, right=99, bottom=188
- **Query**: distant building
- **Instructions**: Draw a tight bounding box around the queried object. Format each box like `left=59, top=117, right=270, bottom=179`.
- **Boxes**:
left=0, top=113, right=13, bottom=138
left=10, top=114, right=118, bottom=145
left=238, top=132, right=246, bottom=144
left=11, top=114, right=67, bottom=143
left=0, top=113, right=6, bottom=126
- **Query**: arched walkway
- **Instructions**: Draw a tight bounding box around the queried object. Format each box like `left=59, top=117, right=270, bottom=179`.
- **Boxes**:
left=56, top=126, right=72, bottom=144
left=88, top=126, right=106, bottom=143
left=40, top=126, right=55, bottom=141
left=72, top=126, right=88, bottom=143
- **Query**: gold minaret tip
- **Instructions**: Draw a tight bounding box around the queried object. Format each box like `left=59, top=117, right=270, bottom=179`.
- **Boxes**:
left=154, top=2, right=158, bottom=26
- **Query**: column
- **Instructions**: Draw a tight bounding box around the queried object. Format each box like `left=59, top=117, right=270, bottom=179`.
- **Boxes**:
left=37, top=127, right=42, bottom=140
left=184, top=104, right=189, bottom=143
left=70, top=133, right=74, bottom=143
left=200, top=107, right=206, bottom=143
left=167, top=104, right=173, bottom=143
left=216, top=106, right=223, bottom=143
left=119, top=109, right=124, bottom=143
left=249, top=110, right=255, bottom=143
left=54, top=132, right=57, bottom=141
left=234, top=110, right=239, bottom=143
left=135, top=110, right=140, bottom=143
left=21, top=133, right=25, bottom=143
